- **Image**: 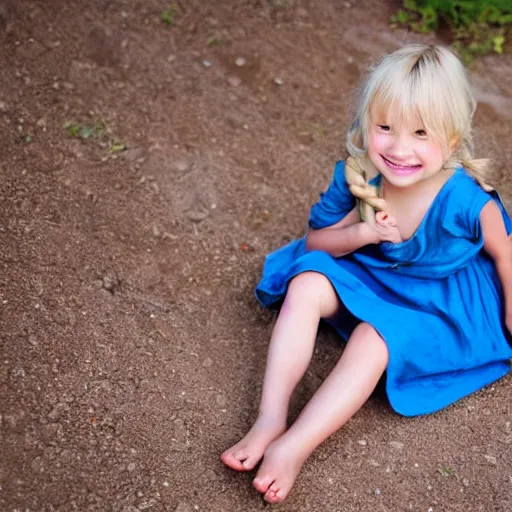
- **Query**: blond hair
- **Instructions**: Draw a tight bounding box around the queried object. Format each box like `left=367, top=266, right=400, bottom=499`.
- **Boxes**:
left=345, top=44, right=492, bottom=222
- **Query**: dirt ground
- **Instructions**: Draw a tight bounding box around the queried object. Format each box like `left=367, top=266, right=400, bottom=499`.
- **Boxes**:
left=1, top=1, right=512, bottom=511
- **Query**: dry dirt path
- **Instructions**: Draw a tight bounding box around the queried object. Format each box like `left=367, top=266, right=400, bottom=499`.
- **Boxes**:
left=1, top=1, right=511, bottom=511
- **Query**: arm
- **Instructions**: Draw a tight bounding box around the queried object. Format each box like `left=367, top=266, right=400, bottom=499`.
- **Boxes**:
left=480, top=201, right=512, bottom=331
left=306, top=206, right=378, bottom=257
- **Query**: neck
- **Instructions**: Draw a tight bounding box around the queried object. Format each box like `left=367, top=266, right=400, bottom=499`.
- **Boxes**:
left=381, top=169, right=455, bottom=200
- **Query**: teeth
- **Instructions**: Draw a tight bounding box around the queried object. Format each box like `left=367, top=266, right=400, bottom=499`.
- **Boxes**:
left=385, top=157, right=418, bottom=167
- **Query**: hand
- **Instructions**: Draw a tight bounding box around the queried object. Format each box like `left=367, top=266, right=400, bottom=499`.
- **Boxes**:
left=369, top=211, right=403, bottom=244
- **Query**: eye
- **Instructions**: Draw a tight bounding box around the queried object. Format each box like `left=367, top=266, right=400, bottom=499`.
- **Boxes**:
left=377, top=124, right=390, bottom=132
left=415, top=129, right=427, bottom=137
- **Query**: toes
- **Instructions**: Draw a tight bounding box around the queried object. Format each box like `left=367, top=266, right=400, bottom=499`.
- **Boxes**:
left=264, top=483, right=286, bottom=504
left=253, top=474, right=274, bottom=493
left=241, top=455, right=258, bottom=471
left=220, top=450, right=247, bottom=471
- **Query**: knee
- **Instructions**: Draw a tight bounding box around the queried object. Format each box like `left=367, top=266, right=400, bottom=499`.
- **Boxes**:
left=351, top=322, right=389, bottom=362
left=287, top=271, right=330, bottom=297
left=285, top=272, right=338, bottom=316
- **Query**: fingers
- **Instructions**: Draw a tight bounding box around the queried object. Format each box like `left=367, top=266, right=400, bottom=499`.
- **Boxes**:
left=375, top=211, right=397, bottom=227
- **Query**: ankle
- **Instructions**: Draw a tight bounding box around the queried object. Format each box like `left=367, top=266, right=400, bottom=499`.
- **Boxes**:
left=271, top=429, right=314, bottom=463
left=255, top=412, right=287, bottom=430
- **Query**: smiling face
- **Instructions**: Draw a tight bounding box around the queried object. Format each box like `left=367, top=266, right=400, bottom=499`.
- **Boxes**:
left=366, top=109, right=455, bottom=188
left=346, top=45, right=476, bottom=188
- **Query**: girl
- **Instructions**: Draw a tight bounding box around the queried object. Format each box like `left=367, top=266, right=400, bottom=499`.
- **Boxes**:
left=220, top=44, right=512, bottom=504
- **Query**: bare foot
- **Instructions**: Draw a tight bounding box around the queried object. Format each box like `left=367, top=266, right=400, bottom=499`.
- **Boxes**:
left=220, top=415, right=286, bottom=472
left=253, top=437, right=306, bottom=504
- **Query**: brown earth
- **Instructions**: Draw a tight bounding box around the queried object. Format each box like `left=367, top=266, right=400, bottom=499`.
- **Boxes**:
left=1, top=1, right=512, bottom=511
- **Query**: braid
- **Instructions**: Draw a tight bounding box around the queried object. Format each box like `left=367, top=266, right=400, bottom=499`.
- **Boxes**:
left=459, top=158, right=494, bottom=192
left=345, top=156, right=387, bottom=224
left=450, top=136, right=494, bottom=192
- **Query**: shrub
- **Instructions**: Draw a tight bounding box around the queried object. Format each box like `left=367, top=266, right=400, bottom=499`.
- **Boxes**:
left=391, top=0, right=512, bottom=63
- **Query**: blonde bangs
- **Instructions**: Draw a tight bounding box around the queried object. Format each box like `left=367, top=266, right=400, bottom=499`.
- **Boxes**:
left=368, top=67, right=450, bottom=144
left=347, top=45, right=475, bottom=157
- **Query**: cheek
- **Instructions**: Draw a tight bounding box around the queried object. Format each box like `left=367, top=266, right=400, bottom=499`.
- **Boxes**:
left=419, top=143, right=445, bottom=164
left=368, top=134, right=386, bottom=153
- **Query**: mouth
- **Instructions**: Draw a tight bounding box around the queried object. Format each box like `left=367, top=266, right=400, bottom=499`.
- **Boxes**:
left=382, top=155, right=422, bottom=175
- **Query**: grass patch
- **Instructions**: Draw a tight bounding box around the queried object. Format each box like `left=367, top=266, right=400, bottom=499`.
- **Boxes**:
left=64, top=121, right=105, bottom=140
left=63, top=120, right=126, bottom=153
left=438, top=466, right=455, bottom=477
left=160, top=2, right=180, bottom=26
left=207, top=34, right=228, bottom=46
left=390, top=0, right=512, bottom=64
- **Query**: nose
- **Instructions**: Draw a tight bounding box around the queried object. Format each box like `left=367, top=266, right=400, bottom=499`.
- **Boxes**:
left=389, top=133, right=411, bottom=161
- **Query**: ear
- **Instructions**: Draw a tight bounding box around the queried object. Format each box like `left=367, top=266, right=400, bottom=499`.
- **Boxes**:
left=448, top=136, right=459, bottom=154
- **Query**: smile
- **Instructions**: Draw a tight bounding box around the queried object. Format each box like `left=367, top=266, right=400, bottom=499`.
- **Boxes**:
left=382, top=156, right=422, bottom=175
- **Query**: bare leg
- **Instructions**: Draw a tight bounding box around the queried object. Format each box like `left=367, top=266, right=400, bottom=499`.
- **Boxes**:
left=221, top=272, right=341, bottom=471
left=253, top=322, right=389, bottom=503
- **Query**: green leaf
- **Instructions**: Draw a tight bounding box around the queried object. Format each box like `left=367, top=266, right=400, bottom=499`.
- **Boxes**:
left=419, top=5, right=439, bottom=30
left=397, top=9, right=411, bottom=23
left=110, top=142, right=126, bottom=153
left=493, top=34, right=505, bottom=53
left=438, top=466, right=454, bottom=477
left=403, top=0, right=418, bottom=11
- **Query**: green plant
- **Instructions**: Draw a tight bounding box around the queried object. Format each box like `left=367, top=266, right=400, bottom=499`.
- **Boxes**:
left=391, top=0, right=512, bottom=63
left=109, top=142, right=127, bottom=153
left=207, top=34, right=227, bottom=46
left=63, top=120, right=126, bottom=153
left=64, top=121, right=105, bottom=140
left=438, top=466, right=455, bottom=477
left=160, top=2, right=179, bottom=26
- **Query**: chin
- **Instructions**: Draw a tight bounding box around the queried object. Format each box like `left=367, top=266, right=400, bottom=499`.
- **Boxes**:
left=381, top=172, right=423, bottom=188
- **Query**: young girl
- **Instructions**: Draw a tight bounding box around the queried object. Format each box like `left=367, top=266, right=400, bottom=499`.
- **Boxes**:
left=220, top=44, right=512, bottom=504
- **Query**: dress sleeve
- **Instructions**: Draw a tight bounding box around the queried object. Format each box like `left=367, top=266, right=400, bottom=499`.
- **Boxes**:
left=456, top=174, right=512, bottom=239
left=308, top=160, right=356, bottom=229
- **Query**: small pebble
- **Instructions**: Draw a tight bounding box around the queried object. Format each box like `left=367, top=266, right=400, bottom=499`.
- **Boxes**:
left=375, top=488, right=381, bottom=496
left=273, top=77, right=283, bottom=86
left=388, top=440, right=404, bottom=451
left=173, top=159, right=192, bottom=174
left=202, top=357, right=213, bottom=368
left=202, top=60, right=212, bottom=68
left=186, top=209, right=209, bottom=223
left=11, top=367, right=25, bottom=378
left=357, top=439, right=367, bottom=446
left=235, top=57, right=246, bottom=67
left=175, top=503, right=192, bottom=512
left=484, top=454, right=497, bottom=465
left=462, top=478, right=470, bottom=487
left=227, top=76, right=241, bottom=87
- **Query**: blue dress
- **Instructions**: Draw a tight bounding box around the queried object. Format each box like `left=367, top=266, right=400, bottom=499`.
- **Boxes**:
left=255, top=161, right=512, bottom=416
